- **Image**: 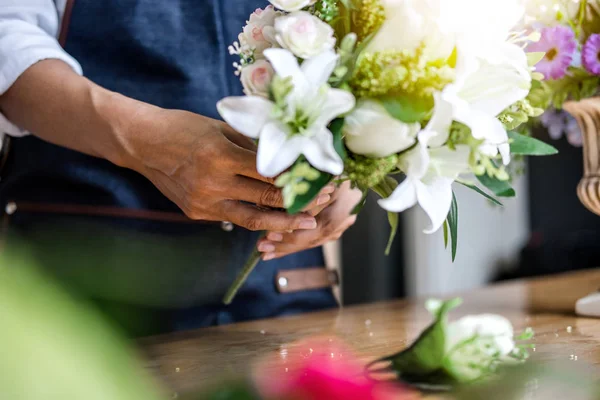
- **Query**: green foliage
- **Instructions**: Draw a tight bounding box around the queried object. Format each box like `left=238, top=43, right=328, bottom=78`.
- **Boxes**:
left=447, top=192, right=459, bottom=262
left=345, top=154, right=399, bottom=189
left=544, top=68, right=600, bottom=109
left=0, top=247, right=162, bottom=400
left=476, top=173, right=516, bottom=198
left=372, top=176, right=399, bottom=255
left=381, top=95, right=432, bottom=123
left=457, top=181, right=503, bottom=206
left=379, top=299, right=462, bottom=379
left=508, top=131, right=558, bottom=156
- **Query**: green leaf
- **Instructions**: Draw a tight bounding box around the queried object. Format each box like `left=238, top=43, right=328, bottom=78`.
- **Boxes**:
left=385, top=211, right=399, bottom=256
left=476, top=174, right=516, bottom=198
left=197, top=382, right=262, bottom=400
left=508, top=131, right=558, bottom=156
left=382, top=298, right=462, bottom=379
left=443, top=220, right=449, bottom=249
left=457, top=181, right=503, bottom=206
left=380, top=95, right=431, bottom=124
left=351, top=188, right=368, bottom=215
left=372, top=176, right=399, bottom=255
left=526, top=52, right=545, bottom=67
left=287, top=172, right=332, bottom=214
left=330, top=118, right=347, bottom=160
left=447, top=192, right=459, bottom=262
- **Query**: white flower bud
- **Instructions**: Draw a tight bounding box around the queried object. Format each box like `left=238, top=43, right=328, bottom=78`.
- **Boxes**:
left=275, top=11, right=336, bottom=59
left=240, top=60, right=275, bottom=98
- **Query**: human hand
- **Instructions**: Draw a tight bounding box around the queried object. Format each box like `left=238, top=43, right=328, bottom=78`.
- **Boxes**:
left=256, top=181, right=362, bottom=260
left=126, top=109, right=334, bottom=231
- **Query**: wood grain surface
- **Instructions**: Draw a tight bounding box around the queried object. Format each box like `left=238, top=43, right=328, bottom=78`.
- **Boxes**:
left=140, top=270, right=600, bottom=397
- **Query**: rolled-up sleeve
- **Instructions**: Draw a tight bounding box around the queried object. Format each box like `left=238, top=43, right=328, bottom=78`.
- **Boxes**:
left=0, top=0, right=83, bottom=136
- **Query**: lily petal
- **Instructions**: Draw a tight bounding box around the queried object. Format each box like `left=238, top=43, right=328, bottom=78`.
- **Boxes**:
left=217, top=96, right=274, bottom=139
left=399, top=142, right=430, bottom=180
left=301, top=50, right=339, bottom=87
left=415, top=176, right=454, bottom=234
left=454, top=105, right=508, bottom=144
left=423, top=91, right=454, bottom=147
left=264, top=48, right=308, bottom=95
left=315, top=88, right=356, bottom=127
left=303, top=128, right=344, bottom=175
left=378, top=178, right=418, bottom=213
left=257, top=122, right=302, bottom=177
left=428, top=145, right=471, bottom=180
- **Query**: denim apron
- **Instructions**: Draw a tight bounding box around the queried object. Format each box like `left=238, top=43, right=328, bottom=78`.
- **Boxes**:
left=0, top=0, right=336, bottom=336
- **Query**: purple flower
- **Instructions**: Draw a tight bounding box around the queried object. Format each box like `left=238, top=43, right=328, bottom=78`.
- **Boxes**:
left=582, top=34, right=600, bottom=75
left=540, top=109, right=583, bottom=148
left=528, top=26, right=577, bottom=80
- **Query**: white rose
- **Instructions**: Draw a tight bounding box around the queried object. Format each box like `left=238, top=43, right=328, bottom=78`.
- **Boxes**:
left=344, top=100, right=420, bottom=158
left=444, top=314, right=515, bottom=381
left=522, top=0, right=580, bottom=27
left=239, top=6, right=281, bottom=57
left=240, top=60, right=275, bottom=98
left=269, top=0, right=317, bottom=12
left=275, top=11, right=336, bottom=59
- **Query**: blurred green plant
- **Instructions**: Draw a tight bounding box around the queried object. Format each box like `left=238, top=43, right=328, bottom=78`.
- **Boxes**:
left=0, top=246, right=163, bottom=400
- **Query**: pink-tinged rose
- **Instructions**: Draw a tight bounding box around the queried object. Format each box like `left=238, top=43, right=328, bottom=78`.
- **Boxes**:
left=241, top=60, right=275, bottom=97
left=254, top=337, right=411, bottom=400
left=275, top=11, right=336, bottom=59
left=239, top=5, right=281, bottom=56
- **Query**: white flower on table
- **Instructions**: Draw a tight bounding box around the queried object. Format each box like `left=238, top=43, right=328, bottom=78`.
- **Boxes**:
left=274, top=11, right=336, bottom=59
left=218, top=48, right=355, bottom=178
left=268, top=0, right=317, bottom=12
left=241, top=60, right=275, bottom=98
left=378, top=129, right=470, bottom=234
left=427, top=42, right=532, bottom=165
left=238, top=6, right=281, bottom=57
left=444, top=313, right=516, bottom=381
left=343, top=99, right=421, bottom=158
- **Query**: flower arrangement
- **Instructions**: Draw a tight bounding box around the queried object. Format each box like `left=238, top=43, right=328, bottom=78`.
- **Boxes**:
left=218, top=0, right=559, bottom=303
left=521, top=1, right=600, bottom=143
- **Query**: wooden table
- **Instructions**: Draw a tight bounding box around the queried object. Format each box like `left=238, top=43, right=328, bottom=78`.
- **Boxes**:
left=140, top=270, right=600, bottom=397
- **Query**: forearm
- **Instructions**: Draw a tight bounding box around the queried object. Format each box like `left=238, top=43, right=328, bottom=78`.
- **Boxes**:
left=0, top=59, right=152, bottom=171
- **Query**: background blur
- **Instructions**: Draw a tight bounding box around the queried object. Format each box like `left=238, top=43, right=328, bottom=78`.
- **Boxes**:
left=342, top=126, right=600, bottom=304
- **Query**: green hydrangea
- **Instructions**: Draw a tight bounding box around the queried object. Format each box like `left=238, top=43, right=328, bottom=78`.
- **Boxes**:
left=345, top=154, right=399, bottom=189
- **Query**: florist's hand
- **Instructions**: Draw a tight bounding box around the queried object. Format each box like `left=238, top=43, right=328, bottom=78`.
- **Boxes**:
left=257, top=181, right=362, bottom=260
left=128, top=109, right=334, bottom=231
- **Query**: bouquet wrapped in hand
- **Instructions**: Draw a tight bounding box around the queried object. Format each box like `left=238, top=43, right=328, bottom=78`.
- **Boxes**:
left=218, top=0, right=558, bottom=303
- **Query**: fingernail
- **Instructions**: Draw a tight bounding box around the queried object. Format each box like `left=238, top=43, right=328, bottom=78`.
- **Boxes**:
left=267, top=232, right=283, bottom=242
left=316, top=194, right=330, bottom=206
left=258, top=243, right=275, bottom=252
left=299, top=218, right=317, bottom=229
left=322, top=184, right=336, bottom=194
left=263, top=253, right=276, bottom=261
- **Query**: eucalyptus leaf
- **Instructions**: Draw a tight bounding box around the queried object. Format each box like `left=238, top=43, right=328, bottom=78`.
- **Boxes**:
left=508, top=131, right=558, bottom=156
left=381, top=95, right=431, bottom=124
left=457, top=181, right=503, bottom=206
left=476, top=174, right=516, bottom=198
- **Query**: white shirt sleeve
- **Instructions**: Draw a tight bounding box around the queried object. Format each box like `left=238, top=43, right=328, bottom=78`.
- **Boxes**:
left=0, top=0, right=83, bottom=137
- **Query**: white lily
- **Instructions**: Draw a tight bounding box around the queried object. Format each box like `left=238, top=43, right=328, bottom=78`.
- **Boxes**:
left=427, top=42, right=532, bottom=165
left=217, top=48, right=355, bottom=178
left=378, top=130, right=470, bottom=234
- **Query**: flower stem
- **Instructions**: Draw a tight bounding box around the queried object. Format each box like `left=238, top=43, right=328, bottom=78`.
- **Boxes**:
left=222, top=235, right=265, bottom=305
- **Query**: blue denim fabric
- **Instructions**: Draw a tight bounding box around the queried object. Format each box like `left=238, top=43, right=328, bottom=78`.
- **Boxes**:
left=0, top=0, right=336, bottom=334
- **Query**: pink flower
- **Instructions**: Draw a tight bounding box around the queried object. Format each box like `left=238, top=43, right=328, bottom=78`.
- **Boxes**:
left=582, top=34, right=600, bottom=76
left=254, top=338, right=411, bottom=400
left=528, top=26, right=577, bottom=80
left=241, top=60, right=274, bottom=97
left=239, top=5, right=281, bottom=56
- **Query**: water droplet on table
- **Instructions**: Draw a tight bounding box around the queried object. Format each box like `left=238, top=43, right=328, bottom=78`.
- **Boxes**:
left=566, top=326, right=572, bottom=333
left=369, top=332, right=374, bottom=337
left=175, top=367, right=180, bottom=373
left=260, top=330, right=266, bottom=335
left=365, top=319, right=372, bottom=326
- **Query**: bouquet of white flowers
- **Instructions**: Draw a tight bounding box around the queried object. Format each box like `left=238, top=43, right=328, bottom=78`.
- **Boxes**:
left=219, top=0, right=558, bottom=303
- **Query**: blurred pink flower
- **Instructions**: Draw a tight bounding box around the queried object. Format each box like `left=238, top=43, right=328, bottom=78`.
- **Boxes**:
left=528, top=26, right=577, bottom=80
left=582, top=34, right=600, bottom=76
left=254, top=337, right=412, bottom=400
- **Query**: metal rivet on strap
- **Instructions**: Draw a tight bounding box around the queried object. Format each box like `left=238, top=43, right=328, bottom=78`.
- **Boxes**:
left=278, top=277, right=288, bottom=288
left=5, top=202, right=16, bottom=215
left=221, top=221, right=234, bottom=232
